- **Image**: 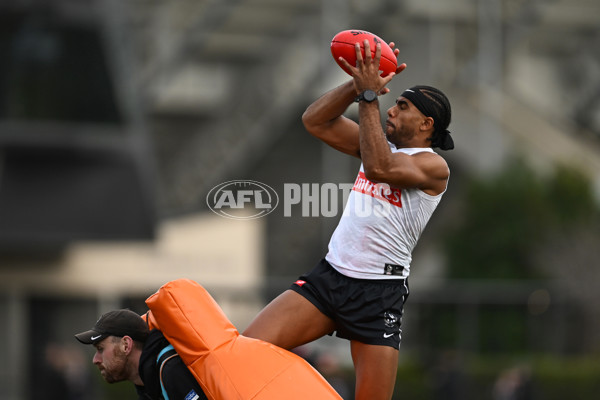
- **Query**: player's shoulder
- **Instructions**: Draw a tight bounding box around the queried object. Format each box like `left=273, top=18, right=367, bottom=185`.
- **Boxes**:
left=410, top=150, right=449, bottom=178
left=397, top=147, right=445, bottom=161
left=412, top=149, right=446, bottom=161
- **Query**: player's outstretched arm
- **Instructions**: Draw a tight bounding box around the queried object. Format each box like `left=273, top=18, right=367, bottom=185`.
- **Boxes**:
left=302, top=80, right=362, bottom=158
left=303, top=39, right=404, bottom=159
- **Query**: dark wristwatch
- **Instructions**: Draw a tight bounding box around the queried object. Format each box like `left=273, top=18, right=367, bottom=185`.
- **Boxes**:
left=355, top=90, right=378, bottom=103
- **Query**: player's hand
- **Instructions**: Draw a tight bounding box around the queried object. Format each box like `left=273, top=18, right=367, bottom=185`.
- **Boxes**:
left=388, top=41, right=407, bottom=75
left=337, top=40, right=392, bottom=95
left=378, top=41, right=407, bottom=96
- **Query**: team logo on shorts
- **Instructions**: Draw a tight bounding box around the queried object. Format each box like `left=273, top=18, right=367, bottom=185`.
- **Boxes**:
left=383, top=311, right=398, bottom=328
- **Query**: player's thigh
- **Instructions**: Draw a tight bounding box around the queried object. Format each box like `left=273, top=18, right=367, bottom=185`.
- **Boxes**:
left=350, top=340, right=399, bottom=400
left=243, top=289, right=335, bottom=350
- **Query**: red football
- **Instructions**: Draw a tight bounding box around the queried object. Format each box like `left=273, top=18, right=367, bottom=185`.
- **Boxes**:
left=330, top=30, right=397, bottom=77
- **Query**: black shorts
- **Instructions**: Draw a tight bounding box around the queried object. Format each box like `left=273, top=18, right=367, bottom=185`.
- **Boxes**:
left=289, top=258, right=410, bottom=349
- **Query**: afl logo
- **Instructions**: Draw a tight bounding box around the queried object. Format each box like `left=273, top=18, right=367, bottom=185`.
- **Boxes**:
left=206, top=180, right=279, bottom=220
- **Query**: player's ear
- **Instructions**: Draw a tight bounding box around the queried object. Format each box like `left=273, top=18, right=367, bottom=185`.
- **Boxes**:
left=121, top=336, right=135, bottom=354
left=421, top=116, right=434, bottom=131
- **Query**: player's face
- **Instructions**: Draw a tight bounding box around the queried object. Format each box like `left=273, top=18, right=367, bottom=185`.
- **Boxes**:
left=384, top=97, right=426, bottom=146
left=92, top=337, right=129, bottom=384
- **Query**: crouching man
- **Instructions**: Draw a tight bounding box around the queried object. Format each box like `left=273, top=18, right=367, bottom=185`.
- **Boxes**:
left=75, top=309, right=207, bottom=400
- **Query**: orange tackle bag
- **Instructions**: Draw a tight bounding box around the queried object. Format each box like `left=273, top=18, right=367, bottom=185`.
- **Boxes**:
left=144, top=279, right=342, bottom=400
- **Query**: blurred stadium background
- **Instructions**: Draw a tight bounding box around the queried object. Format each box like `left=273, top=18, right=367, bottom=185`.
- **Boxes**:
left=1, top=0, right=600, bottom=399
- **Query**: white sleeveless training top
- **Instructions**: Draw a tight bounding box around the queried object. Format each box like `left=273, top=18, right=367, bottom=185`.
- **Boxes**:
left=325, top=146, right=446, bottom=280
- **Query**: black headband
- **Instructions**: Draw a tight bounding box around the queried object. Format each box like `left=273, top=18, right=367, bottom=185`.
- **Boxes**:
left=401, top=88, right=454, bottom=150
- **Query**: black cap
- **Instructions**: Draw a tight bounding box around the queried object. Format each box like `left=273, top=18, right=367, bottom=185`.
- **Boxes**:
left=75, top=309, right=149, bottom=345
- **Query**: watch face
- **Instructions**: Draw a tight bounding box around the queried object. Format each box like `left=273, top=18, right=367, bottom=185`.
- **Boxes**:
left=364, top=90, right=377, bottom=102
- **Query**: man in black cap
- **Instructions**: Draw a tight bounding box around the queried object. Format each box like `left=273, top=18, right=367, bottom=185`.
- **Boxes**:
left=75, top=309, right=207, bottom=400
